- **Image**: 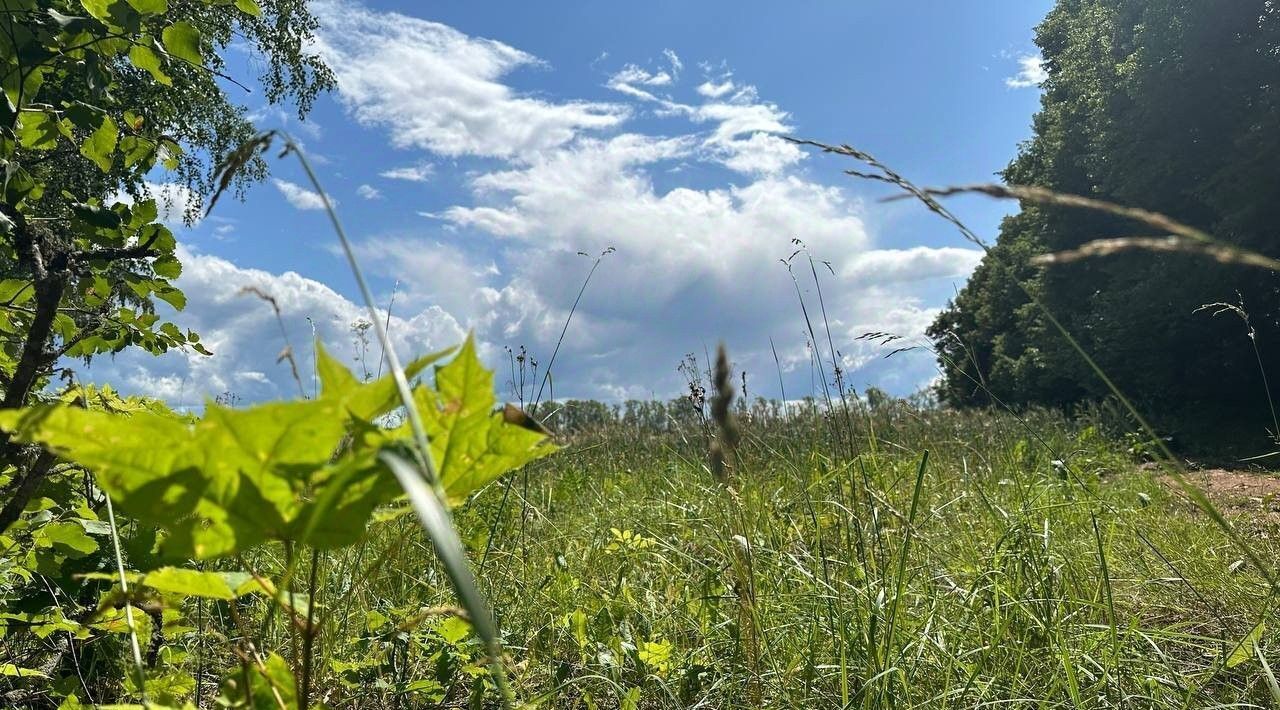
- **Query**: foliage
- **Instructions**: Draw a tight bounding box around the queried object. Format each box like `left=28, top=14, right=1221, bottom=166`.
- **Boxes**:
left=0, top=339, right=555, bottom=706
left=929, top=0, right=1280, bottom=440
left=0, top=0, right=333, bottom=534
left=0, top=10, right=333, bottom=703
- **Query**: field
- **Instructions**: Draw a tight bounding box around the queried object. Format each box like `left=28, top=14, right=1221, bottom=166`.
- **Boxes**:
left=6, top=2, right=1280, bottom=707
left=243, top=402, right=1280, bottom=708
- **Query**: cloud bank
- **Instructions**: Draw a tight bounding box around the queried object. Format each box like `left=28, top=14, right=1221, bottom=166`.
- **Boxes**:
left=86, top=3, right=983, bottom=406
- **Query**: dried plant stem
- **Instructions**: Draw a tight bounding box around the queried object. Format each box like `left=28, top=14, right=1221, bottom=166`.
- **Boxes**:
left=792, top=136, right=1280, bottom=592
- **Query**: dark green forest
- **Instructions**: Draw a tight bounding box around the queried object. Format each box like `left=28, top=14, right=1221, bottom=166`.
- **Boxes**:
left=929, top=0, right=1280, bottom=444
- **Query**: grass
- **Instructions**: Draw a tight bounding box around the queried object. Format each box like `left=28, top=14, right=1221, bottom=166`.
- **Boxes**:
left=259, top=401, right=1280, bottom=708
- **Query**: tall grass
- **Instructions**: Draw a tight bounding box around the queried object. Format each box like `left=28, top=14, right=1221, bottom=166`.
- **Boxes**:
left=309, top=403, right=1280, bottom=707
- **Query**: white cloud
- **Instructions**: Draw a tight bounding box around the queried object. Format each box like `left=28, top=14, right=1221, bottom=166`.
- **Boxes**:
left=696, top=79, right=735, bottom=99
left=605, top=64, right=802, bottom=176
left=312, top=0, right=629, bottom=159
left=685, top=88, right=804, bottom=174
left=1005, top=53, right=1047, bottom=88
left=663, top=49, right=683, bottom=78
left=100, top=8, right=983, bottom=404
left=356, top=184, right=382, bottom=200
left=273, top=179, right=331, bottom=210
left=840, top=247, right=985, bottom=284
left=365, top=130, right=974, bottom=400
left=609, top=64, right=672, bottom=88
left=379, top=164, right=435, bottom=182
left=78, top=246, right=466, bottom=406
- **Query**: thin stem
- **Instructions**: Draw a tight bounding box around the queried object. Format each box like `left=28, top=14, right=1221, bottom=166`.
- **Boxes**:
left=105, top=494, right=149, bottom=707
left=285, top=135, right=444, bottom=501
left=532, top=248, right=613, bottom=412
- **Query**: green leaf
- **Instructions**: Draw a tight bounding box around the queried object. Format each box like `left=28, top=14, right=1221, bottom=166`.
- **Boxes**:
left=316, top=340, right=453, bottom=420
left=435, top=616, right=472, bottom=645
left=1226, top=620, right=1265, bottom=669
left=80, top=114, right=118, bottom=172
left=234, top=0, right=261, bottom=16
left=141, top=567, right=235, bottom=600
left=161, top=22, right=202, bottom=66
left=153, top=254, right=181, bottom=278
left=218, top=652, right=297, bottom=710
left=37, top=521, right=98, bottom=557
left=0, top=280, right=33, bottom=307
left=289, top=453, right=394, bottom=549
left=125, top=0, right=166, bottom=14
left=410, top=337, right=555, bottom=505
left=129, top=198, right=159, bottom=227
left=155, top=286, right=186, bottom=310
left=0, top=663, right=48, bottom=678
left=128, top=44, right=171, bottom=86
left=16, top=110, right=60, bottom=150
left=72, top=202, right=123, bottom=230
left=79, top=0, right=114, bottom=22
left=0, top=338, right=550, bottom=562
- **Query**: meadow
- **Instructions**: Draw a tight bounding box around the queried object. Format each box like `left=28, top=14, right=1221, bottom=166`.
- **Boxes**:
left=253, top=397, right=1280, bottom=707
left=5, top=2, right=1280, bottom=707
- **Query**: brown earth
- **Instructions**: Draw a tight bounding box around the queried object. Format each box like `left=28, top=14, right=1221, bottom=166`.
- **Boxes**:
left=1151, top=464, right=1280, bottom=524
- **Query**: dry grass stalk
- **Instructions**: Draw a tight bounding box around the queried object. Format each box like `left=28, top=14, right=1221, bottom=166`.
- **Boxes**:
left=709, top=343, right=741, bottom=483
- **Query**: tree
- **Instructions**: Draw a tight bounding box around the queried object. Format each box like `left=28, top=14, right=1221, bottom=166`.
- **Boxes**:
left=930, top=0, right=1280, bottom=442
left=0, top=0, right=332, bottom=530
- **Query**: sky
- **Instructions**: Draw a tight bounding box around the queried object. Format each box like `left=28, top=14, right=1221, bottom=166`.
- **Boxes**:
left=84, top=0, right=1055, bottom=409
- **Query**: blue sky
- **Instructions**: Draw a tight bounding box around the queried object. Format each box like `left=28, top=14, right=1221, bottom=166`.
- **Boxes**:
left=88, top=0, right=1054, bottom=408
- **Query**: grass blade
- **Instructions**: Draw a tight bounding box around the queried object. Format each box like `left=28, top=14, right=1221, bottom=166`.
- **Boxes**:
left=381, top=450, right=514, bottom=707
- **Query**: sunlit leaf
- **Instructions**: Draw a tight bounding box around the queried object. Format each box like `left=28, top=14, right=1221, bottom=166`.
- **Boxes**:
left=0, top=663, right=48, bottom=678
left=128, top=44, right=171, bottom=86
left=141, top=567, right=236, bottom=600
left=16, top=110, right=59, bottom=149
left=161, top=21, right=202, bottom=65
left=36, top=521, right=98, bottom=557
left=125, top=0, right=166, bottom=14
left=80, top=114, right=118, bottom=172
left=406, top=336, right=555, bottom=505
left=1226, top=620, right=1265, bottom=669
left=218, top=652, right=298, bottom=709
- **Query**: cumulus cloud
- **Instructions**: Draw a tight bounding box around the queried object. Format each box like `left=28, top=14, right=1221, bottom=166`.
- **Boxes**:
left=101, top=4, right=982, bottom=405
left=840, top=247, right=985, bottom=284
left=1006, top=53, right=1047, bottom=88
left=370, top=130, right=972, bottom=401
left=273, top=179, right=330, bottom=210
left=605, top=64, right=801, bottom=175
left=379, top=163, right=435, bottom=182
left=356, top=184, right=382, bottom=200
left=78, top=246, right=466, bottom=407
left=311, top=0, right=629, bottom=159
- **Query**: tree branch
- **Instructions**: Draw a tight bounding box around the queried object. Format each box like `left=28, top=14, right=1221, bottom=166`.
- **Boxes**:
left=68, top=230, right=161, bottom=264
left=0, top=449, right=57, bottom=534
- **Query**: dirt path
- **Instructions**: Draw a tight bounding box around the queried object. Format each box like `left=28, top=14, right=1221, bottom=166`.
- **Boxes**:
left=1155, top=466, right=1280, bottom=524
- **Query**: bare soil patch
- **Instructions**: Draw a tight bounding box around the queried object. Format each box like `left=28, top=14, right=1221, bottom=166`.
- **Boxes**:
left=1154, top=465, right=1280, bottom=524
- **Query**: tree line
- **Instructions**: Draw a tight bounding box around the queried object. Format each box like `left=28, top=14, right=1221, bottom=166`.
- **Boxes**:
left=928, top=0, right=1280, bottom=447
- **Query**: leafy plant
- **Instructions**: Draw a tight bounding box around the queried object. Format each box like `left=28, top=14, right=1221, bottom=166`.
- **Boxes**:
left=0, top=335, right=554, bottom=705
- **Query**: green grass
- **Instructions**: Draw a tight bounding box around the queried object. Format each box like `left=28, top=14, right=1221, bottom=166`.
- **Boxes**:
left=282, top=403, right=1280, bottom=708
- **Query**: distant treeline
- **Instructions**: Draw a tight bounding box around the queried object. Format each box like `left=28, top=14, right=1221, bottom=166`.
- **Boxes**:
left=535, top=388, right=921, bottom=436
left=929, top=0, right=1280, bottom=440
